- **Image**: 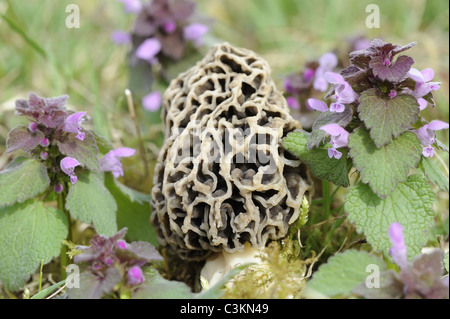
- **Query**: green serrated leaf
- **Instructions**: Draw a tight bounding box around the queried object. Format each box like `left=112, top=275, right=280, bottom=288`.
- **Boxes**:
left=348, top=127, right=421, bottom=198
left=308, top=107, right=353, bottom=150
left=66, top=170, right=117, bottom=236
left=133, top=268, right=193, bottom=299
left=57, top=131, right=99, bottom=171
left=104, top=174, right=157, bottom=245
left=306, top=250, right=387, bottom=297
left=345, top=174, right=435, bottom=259
left=421, top=157, right=449, bottom=192
left=358, top=89, right=419, bottom=148
left=282, top=131, right=350, bottom=187
left=91, top=132, right=114, bottom=155
left=0, top=200, right=68, bottom=291
left=0, top=158, right=50, bottom=207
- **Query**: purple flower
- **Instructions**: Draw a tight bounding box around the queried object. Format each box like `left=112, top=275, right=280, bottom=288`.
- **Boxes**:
left=307, top=98, right=328, bottom=113
left=413, top=120, right=449, bottom=157
left=329, top=103, right=345, bottom=113
left=111, top=30, right=131, bottom=45
left=284, top=78, right=295, bottom=94
left=29, top=122, right=38, bottom=132
left=40, top=152, right=48, bottom=160
left=54, top=183, right=63, bottom=193
left=388, top=222, right=408, bottom=269
left=303, top=67, right=315, bottom=82
left=99, top=147, right=136, bottom=178
left=313, top=52, right=338, bottom=92
left=407, top=68, right=441, bottom=110
left=163, top=21, right=177, bottom=33
left=63, top=111, right=86, bottom=141
left=142, top=91, right=162, bottom=112
left=118, top=0, right=142, bottom=14
left=183, top=23, right=208, bottom=47
left=422, top=146, right=435, bottom=158
left=136, top=38, right=162, bottom=64
left=128, top=266, right=144, bottom=285
left=60, top=157, right=81, bottom=184
left=40, top=138, right=50, bottom=147
left=116, top=240, right=127, bottom=250
left=286, top=96, right=300, bottom=110
left=320, top=124, right=350, bottom=159
left=389, top=90, right=397, bottom=98
left=325, top=72, right=358, bottom=106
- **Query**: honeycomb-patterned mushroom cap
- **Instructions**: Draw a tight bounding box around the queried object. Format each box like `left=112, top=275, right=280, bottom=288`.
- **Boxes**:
left=151, top=43, right=313, bottom=261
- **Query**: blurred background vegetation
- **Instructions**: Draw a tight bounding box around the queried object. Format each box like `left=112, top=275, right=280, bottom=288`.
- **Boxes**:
left=0, top=0, right=448, bottom=266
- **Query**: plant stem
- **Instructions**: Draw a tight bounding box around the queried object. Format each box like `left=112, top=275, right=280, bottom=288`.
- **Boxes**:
left=322, top=180, right=331, bottom=219
left=125, top=89, right=149, bottom=178
left=58, top=192, right=71, bottom=280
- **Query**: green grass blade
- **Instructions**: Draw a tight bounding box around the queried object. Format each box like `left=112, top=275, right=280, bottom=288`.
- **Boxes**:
left=0, top=14, right=47, bottom=58
left=30, top=280, right=66, bottom=299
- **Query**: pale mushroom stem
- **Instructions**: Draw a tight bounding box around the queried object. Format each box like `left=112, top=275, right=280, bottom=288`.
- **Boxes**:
left=200, top=243, right=262, bottom=287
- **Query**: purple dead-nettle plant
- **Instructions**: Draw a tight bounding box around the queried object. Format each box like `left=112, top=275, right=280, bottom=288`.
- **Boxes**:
left=299, top=38, right=448, bottom=162
left=68, top=228, right=163, bottom=298
left=319, top=124, right=350, bottom=159
left=352, top=222, right=449, bottom=299
left=99, top=147, right=136, bottom=178
left=283, top=52, right=339, bottom=121
left=0, top=92, right=144, bottom=292
left=113, top=0, right=212, bottom=112
left=114, top=0, right=210, bottom=63
left=282, top=39, right=448, bottom=275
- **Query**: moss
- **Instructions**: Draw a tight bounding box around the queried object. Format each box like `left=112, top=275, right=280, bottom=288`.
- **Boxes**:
left=222, top=238, right=317, bottom=299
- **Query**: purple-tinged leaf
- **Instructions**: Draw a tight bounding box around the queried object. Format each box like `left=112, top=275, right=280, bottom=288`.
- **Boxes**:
left=157, top=32, right=185, bottom=59
left=391, top=41, right=416, bottom=56
left=116, top=241, right=163, bottom=266
left=56, top=131, right=99, bottom=171
left=370, top=55, right=414, bottom=83
left=400, top=249, right=449, bottom=299
left=6, top=126, right=45, bottom=153
left=67, top=267, right=122, bottom=299
left=353, top=270, right=404, bottom=299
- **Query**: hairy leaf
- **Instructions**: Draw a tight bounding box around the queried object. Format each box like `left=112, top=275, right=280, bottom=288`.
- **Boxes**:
left=307, top=250, right=387, bottom=297
left=283, top=131, right=350, bottom=187
left=345, top=174, right=435, bottom=258
left=66, top=171, right=117, bottom=236
left=370, top=55, right=414, bottom=83
left=6, top=126, right=45, bottom=153
left=105, top=174, right=157, bottom=245
left=421, top=157, right=449, bottom=192
left=133, top=268, right=193, bottom=299
left=348, top=127, right=421, bottom=198
left=57, top=131, right=99, bottom=171
left=0, top=200, right=68, bottom=291
left=67, top=268, right=121, bottom=299
left=358, top=89, right=419, bottom=148
left=0, top=158, right=50, bottom=207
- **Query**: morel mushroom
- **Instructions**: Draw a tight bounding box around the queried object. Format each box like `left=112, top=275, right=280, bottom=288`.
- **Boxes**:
left=151, top=42, right=313, bottom=281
